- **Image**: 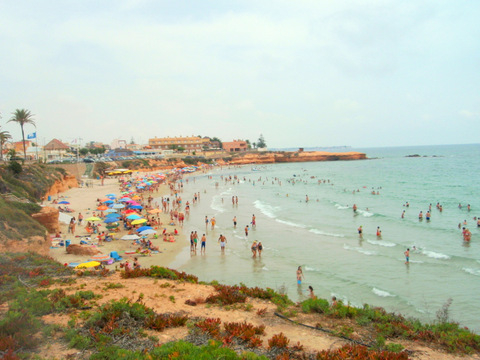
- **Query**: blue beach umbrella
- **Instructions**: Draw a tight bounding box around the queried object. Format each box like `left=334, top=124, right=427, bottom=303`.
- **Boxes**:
left=136, top=226, right=153, bottom=232
left=119, top=197, right=131, bottom=202
left=105, top=193, right=116, bottom=197
left=58, top=200, right=70, bottom=204
left=126, top=214, right=141, bottom=220
left=105, top=209, right=118, bottom=213
left=112, top=203, right=125, bottom=209
left=105, top=213, right=120, bottom=218
left=103, top=200, right=114, bottom=204
left=130, top=205, right=143, bottom=210
left=104, top=218, right=119, bottom=223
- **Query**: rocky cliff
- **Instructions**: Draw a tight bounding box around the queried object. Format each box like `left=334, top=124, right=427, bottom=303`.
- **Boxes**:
left=43, top=175, right=79, bottom=201
left=226, top=151, right=366, bottom=165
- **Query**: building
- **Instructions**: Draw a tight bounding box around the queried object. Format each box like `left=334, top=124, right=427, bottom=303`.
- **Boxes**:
left=148, top=136, right=210, bottom=151
left=43, top=139, right=70, bottom=161
left=222, top=140, right=248, bottom=152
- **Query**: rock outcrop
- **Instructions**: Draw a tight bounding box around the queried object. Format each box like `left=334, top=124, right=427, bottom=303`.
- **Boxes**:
left=226, top=151, right=366, bottom=165
left=0, top=235, right=51, bottom=256
left=66, top=244, right=100, bottom=256
left=32, top=206, right=60, bottom=233
left=43, top=175, right=79, bottom=201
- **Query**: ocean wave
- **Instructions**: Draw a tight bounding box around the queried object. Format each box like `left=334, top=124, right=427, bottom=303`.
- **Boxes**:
left=335, top=204, right=349, bottom=210
left=262, top=266, right=269, bottom=271
left=310, top=229, right=345, bottom=238
left=210, top=197, right=225, bottom=213
left=463, top=268, right=480, bottom=276
left=343, top=244, right=376, bottom=256
left=276, top=219, right=307, bottom=228
left=304, top=266, right=320, bottom=272
left=367, top=239, right=396, bottom=247
left=253, top=200, right=279, bottom=219
left=357, top=210, right=374, bottom=217
left=372, top=287, right=396, bottom=297
left=421, top=250, right=451, bottom=260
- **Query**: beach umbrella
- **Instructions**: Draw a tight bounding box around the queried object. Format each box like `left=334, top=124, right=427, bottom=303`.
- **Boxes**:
left=85, top=217, right=102, bottom=222
left=112, top=203, right=125, bottom=209
left=126, top=214, right=141, bottom=220
left=121, top=234, right=140, bottom=241
left=104, top=218, right=119, bottom=223
left=131, top=218, right=147, bottom=225
left=140, top=229, right=157, bottom=236
left=119, top=197, right=131, bottom=202
left=136, top=226, right=153, bottom=232
left=97, top=205, right=108, bottom=211
left=130, top=205, right=143, bottom=210
left=103, top=200, right=114, bottom=204
left=123, top=209, right=138, bottom=214
left=105, top=213, right=120, bottom=217
left=90, top=254, right=111, bottom=262
left=75, top=261, right=101, bottom=269
left=148, top=208, right=162, bottom=214
left=105, top=193, right=116, bottom=197
left=105, top=209, right=118, bottom=213
left=58, top=200, right=70, bottom=204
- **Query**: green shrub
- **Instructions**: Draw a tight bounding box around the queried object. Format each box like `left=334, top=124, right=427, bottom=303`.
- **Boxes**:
left=301, top=298, right=330, bottom=314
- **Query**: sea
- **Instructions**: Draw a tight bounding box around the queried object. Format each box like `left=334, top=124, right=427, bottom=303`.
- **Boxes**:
left=166, top=144, right=480, bottom=333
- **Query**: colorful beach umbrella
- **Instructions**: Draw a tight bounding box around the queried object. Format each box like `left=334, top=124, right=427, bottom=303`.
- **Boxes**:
left=104, top=218, right=119, bottom=223
left=105, top=209, right=118, bottom=213
left=90, top=254, right=111, bottom=262
left=97, top=205, right=108, bottom=211
left=75, top=261, right=101, bottom=269
left=126, top=214, right=141, bottom=220
left=120, top=234, right=140, bottom=241
left=112, top=203, right=125, bottom=209
left=85, top=217, right=102, bottom=222
left=130, top=205, right=143, bottom=210
left=131, top=218, right=147, bottom=225
left=140, top=229, right=157, bottom=235
left=136, top=226, right=153, bottom=232
left=148, top=208, right=162, bottom=214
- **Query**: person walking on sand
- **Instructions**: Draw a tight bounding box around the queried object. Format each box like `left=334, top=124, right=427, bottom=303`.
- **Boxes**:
left=404, top=248, right=410, bottom=264
left=296, top=266, right=304, bottom=285
left=218, top=234, right=227, bottom=253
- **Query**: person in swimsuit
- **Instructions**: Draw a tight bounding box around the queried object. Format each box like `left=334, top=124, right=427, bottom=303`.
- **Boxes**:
left=201, top=234, right=206, bottom=254
left=296, top=266, right=304, bottom=285
left=218, top=234, right=227, bottom=253
left=308, top=286, right=316, bottom=299
left=233, top=216, right=237, bottom=228
left=251, top=241, right=258, bottom=258
left=404, top=248, right=410, bottom=264
left=245, top=225, right=249, bottom=237
left=357, top=225, right=363, bottom=237
left=257, top=242, right=263, bottom=257
left=251, top=214, right=256, bottom=228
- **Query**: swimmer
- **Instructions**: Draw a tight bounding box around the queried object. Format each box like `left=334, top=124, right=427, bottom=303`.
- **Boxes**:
left=353, top=204, right=357, bottom=212
left=357, top=225, right=363, bottom=237
left=376, top=226, right=382, bottom=238
left=296, top=266, right=304, bottom=285
left=308, top=286, right=316, bottom=299
left=418, top=211, right=423, bottom=220
left=401, top=210, right=405, bottom=218
left=404, top=248, right=410, bottom=264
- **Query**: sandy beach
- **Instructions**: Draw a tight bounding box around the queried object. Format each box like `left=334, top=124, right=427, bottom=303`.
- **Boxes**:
left=48, top=174, right=188, bottom=269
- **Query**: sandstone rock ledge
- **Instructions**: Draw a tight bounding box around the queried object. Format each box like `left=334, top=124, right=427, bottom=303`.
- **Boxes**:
left=226, top=151, right=366, bottom=165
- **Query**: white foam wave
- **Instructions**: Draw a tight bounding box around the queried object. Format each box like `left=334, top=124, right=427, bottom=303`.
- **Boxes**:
left=276, top=219, right=307, bottom=228
left=372, top=288, right=395, bottom=297
left=310, top=229, right=344, bottom=238
left=335, top=204, right=349, bottom=210
left=234, top=235, right=245, bottom=240
left=210, top=197, right=225, bottom=213
left=304, top=266, right=320, bottom=272
left=262, top=266, right=269, bottom=271
left=367, top=239, right=396, bottom=247
left=358, top=210, right=374, bottom=217
left=422, top=250, right=450, bottom=260
left=343, top=244, right=376, bottom=256
left=253, top=200, right=278, bottom=219
left=463, top=268, right=480, bottom=276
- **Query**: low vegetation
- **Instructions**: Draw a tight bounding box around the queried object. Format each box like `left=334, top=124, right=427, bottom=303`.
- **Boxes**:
left=0, top=252, right=479, bottom=359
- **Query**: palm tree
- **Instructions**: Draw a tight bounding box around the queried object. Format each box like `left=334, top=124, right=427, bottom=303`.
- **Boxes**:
left=8, top=109, right=36, bottom=160
left=0, top=129, right=12, bottom=161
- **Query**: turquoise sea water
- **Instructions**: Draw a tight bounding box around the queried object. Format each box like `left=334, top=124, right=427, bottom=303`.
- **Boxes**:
left=168, top=144, right=480, bottom=332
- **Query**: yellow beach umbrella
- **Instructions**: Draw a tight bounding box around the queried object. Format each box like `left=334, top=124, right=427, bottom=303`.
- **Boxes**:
left=85, top=217, right=102, bottom=222
left=131, top=218, right=147, bottom=225
left=75, top=261, right=101, bottom=269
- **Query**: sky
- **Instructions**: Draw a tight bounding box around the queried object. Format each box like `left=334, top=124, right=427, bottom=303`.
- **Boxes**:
left=1, top=0, right=479, bottom=149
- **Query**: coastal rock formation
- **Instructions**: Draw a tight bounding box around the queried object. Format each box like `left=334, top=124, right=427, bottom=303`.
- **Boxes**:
left=66, top=244, right=100, bottom=256
left=0, top=234, right=50, bottom=256
left=32, top=206, right=60, bottom=233
left=227, top=151, right=366, bottom=165
left=43, top=175, right=79, bottom=200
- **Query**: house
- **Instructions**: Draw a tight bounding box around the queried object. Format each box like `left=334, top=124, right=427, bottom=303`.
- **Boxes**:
left=43, top=139, right=70, bottom=161
left=148, top=136, right=210, bottom=151
left=222, top=140, right=248, bottom=152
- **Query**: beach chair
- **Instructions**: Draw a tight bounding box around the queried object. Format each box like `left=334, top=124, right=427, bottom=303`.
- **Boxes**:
left=110, top=251, right=123, bottom=262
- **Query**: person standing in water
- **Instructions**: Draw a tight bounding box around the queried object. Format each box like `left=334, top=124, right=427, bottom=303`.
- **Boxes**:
left=404, top=248, right=410, bottom=264
left=233, top=216, right=237, bottom=228
left=296, top=266, right=304, bottom=285
left=257, top=242, right=263, bottom=257
left=218, top=234, right=227, bottom=253
left=245, top=225, right=249, bottom=237
left=357, top=225, right=363, bottom=237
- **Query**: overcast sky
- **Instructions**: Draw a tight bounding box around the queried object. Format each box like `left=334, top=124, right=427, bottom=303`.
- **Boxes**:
left=1, top=0, right=479, bottom=149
